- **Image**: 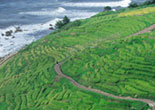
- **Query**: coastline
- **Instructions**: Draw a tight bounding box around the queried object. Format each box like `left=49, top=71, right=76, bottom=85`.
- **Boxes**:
left=0, top=2, right=149, bottom=66
left=0, top=2, right=155, bottom=109
left=0, top=0, right=150, bottom=65
left=0, top=0, right=148, bottom=58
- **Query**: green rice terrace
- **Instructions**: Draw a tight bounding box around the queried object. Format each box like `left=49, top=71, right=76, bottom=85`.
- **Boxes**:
left=0, top=5, right=155, bottom=110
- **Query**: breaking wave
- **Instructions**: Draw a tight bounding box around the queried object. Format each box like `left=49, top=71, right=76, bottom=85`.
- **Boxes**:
left=62, top=0, right=132, bottom=8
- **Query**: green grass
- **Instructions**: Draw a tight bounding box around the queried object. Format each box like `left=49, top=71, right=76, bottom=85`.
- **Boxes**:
left=0, top=5, right=155, bottom=110
left=62, top=31, right=155, bottom=100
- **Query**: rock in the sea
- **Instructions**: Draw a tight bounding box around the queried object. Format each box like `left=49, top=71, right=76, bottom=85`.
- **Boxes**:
left=49, top=24, right=53, bottom=26
left=15, top=27, right=22, bottom=33
left=1, top=33, right=4, bottom=36
left=12, top=36, right=15, bottom=39
left=49, top=24, right=54, bottom=30
left=49, top=27, right=54, bottom=30
left=5, top=30, right=13, bottom=36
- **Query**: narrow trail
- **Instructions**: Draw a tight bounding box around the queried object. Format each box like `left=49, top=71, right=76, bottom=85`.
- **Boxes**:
left=54, top=62, right=155, bottom=110
left=128, top=24, right=155, bottom=37
left=54, top=24, right=155, bottom=110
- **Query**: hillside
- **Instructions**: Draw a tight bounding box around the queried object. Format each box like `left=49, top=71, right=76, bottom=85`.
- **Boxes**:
left=0, top=5, right=155, bottom=110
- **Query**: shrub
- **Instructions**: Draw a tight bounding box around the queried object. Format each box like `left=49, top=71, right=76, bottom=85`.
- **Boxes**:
left=128, top=3, right=138, bottom=8
left=141, top=0, right=155, bottom=5
left=63, top=16, right=70, bottom=25
left=55, top=20, right=64, bottom=29
left=150, top=0, right=155, bottom=3
left=104, top=6, right=112, bottom=11
left=55, top=16, right=70, bottom=29
left=142, top=1, right=152, bottom=5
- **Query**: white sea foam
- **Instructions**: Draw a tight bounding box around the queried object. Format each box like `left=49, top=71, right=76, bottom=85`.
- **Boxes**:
left=0, top=0, right=132, bottom=57
left=19, top=7, right=66, bottom=16
left=20, top=8, right=97, bottom=19
left=1, top=7, right=98, bottom=57
left=62, top=0, right=132, bottom=8
left=0, top=18, right=60, bottom=57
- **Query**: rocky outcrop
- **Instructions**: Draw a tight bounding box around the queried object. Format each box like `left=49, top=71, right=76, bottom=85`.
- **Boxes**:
left=1, top=33, right=4, bottom=36
left=49, top=24, right=54, bottom=30
left=15, top=27, right=22, bottom=33
left=5, top=30, right=13, bottom=36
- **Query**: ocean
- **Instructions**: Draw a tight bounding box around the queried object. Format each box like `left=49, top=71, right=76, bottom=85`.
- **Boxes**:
left=0, top=0, right=147, bottom=57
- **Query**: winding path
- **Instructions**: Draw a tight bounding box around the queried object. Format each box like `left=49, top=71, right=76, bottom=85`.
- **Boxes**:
left=129, top=24, right=155, bottom=37
left=54, top=62, right=155, bottom=110
left=54, top=24, right=155, bottom=110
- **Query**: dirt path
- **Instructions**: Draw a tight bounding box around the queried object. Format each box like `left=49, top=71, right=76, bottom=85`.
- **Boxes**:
left=54, top=63, right=155, bottom=110
left=54, top=24, right=155, bottom=110
left=128, top=24, right=155, bottom=37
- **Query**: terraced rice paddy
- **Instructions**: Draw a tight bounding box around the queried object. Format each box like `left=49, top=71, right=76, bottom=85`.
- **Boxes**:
left=62, top=31, right=155, bottom=101
left=119, top=6, right=155, bottom=17
left=0, top=5, right=155, bottom=110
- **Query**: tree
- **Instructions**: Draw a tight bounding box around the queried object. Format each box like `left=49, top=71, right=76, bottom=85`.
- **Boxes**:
left=142, top=1, right=151, bottom=5
left=104, top=6, right=112, bottom=11
left=142, top=0, right=155, bottom=5
left=63, top=16, right=70, bottom=25
left=150, top=0, right=155, bottom=3
left=55, top=16, right=70, bottom=29
left=55, top=20, right=64, bottom=29
left=128, top=3, right=138, bottom=8
left=141, top=0, right=155, bottom=5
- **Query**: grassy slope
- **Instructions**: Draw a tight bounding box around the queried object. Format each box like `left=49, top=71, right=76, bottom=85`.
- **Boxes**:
left=62, top=31, right=155, bottom=100
left=0, top=5, right=155, bottom=110
left=62, top=6, right=155, bottom=100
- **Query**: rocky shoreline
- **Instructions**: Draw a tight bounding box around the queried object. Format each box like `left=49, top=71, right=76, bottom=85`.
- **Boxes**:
left=0, top=23, right=55, bottom=58
left=1, top=24, right=54, bottom=41
left=0, top=23, right=53, bottom=64
left=0, top=23, right=53, bottom=65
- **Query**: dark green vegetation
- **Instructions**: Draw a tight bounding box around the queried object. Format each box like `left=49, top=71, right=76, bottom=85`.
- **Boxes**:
left=150, top=0, right=155, bottom=4
left=55, top=16, right=70, bottom=29
left=104, top=6, right=112, bottom=11
left=128, top=0, right=155, bottom=8
left=0, top=5, right=155, bottom=110
left=128, top=3, right=138, bottom=8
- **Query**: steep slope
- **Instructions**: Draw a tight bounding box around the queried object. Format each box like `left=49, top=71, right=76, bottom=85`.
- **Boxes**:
left=62, top=30, right=155, bottom=101
left=0, top=5, right=155, bottom=110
